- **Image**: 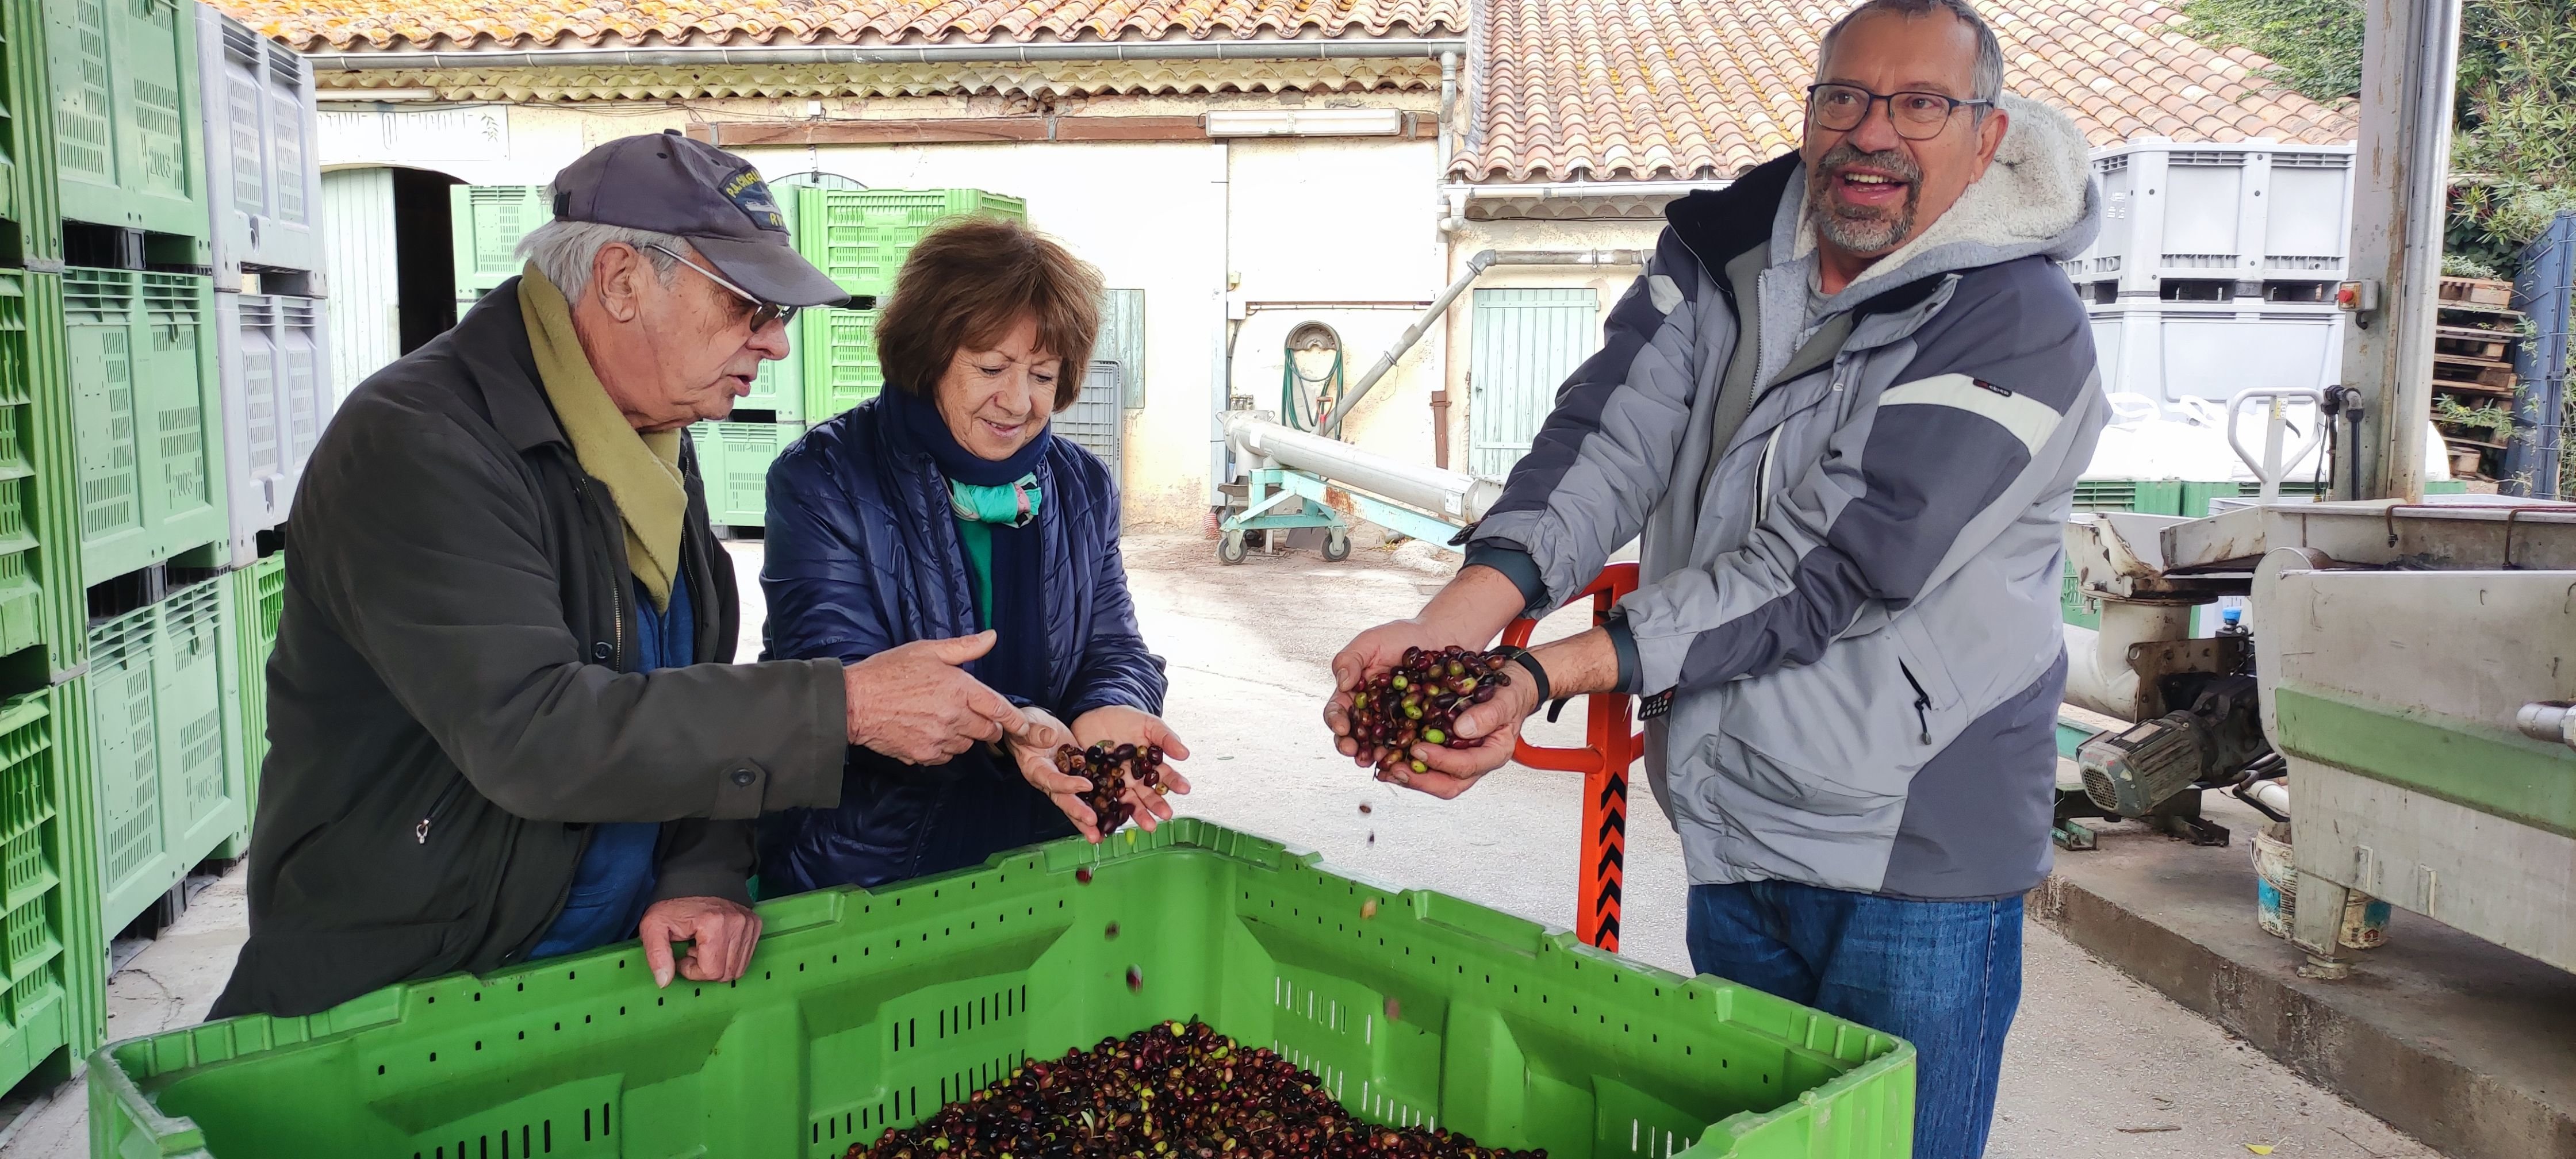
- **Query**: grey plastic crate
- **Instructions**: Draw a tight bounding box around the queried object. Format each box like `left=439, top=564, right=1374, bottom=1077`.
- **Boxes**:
left=2061, top=141, right=2353, bottom=300
left=196, top=6, right=323, bottom=290
left=216, top=291, right=332, bottom=565
left=1055, top=361, right=1123, bottom=479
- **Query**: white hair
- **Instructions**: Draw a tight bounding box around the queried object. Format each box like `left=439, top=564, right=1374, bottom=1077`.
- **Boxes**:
left=1819, top=0, right=2006, bottom=114
left=514, top=185, right=687, bottom=301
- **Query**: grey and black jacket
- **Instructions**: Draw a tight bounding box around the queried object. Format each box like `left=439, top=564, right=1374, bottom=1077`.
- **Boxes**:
left=1469, top=96, right=2107, bottom=899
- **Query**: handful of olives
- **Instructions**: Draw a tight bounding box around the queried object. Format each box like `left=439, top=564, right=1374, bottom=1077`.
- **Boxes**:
left=1052, top=742, right=1167, bottom=831
left=1340, top=646, right=1516, bottom=778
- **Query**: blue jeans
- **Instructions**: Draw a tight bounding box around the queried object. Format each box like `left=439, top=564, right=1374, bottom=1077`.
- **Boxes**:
left=1686, top=881, right=2022, bottom=1159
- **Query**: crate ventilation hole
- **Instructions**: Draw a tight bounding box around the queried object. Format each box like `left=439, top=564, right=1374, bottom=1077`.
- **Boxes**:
left=411, top=1100, right=610, bottom=1159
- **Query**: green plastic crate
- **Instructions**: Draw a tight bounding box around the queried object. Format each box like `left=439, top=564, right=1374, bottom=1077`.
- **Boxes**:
left=43, top=0, right=210, bottom=254
left=796, top=187, right=1026, bottom=301
left=82, top=577, right=247, bottom=942
left=450, top=185, right=550, bottom=304
left=738, top=185, right=803, bottom=421
left=0, top=0, right=63, bottom=265
left=741, top=343, right=803, bottom=421
left=88, top=820, right=1914, bottom=1159
left=62, top=268, right=227, bottom=586
left=0, top=273, right=51, bottom=664
left=0, top=685, right=98, bottom=1095
left=213, top=552, right=281, bottom=861
left=158, top=581, right=242, bottom=873
left=20, top=270, right=82, bottom=680
left=802, top=308, right=881, bottom=422
left=689, top=421, right=803, bottom=529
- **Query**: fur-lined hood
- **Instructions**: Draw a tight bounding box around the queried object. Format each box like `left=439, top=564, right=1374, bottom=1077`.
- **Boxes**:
left=1782, top=93, right=2101, bottom=305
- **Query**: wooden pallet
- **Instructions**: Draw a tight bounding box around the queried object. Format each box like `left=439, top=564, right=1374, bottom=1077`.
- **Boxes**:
left=2433, top=324, right=2514, bottom=358
left=2439, top=275, right=2515, bottom=307
left=2433, top=378, right=2515, bottom=397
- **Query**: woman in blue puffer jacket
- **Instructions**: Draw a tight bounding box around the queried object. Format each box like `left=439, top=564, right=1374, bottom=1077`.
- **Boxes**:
left=755, top=217, right=1187, bottom=895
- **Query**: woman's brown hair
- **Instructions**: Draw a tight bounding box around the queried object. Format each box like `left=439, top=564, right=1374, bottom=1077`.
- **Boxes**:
left=875, top=216, right=1103, bottom=412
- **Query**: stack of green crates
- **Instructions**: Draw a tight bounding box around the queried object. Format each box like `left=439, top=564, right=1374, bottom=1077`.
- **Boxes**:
left=682, top=185, right=1028, bottom=529
left=0, top=0, right=272, bottom=1095
left=793, top=186, right=1027, bottom=424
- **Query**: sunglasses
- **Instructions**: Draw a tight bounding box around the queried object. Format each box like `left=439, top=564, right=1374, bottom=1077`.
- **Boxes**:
left=645, top=243, right=799, bottom=329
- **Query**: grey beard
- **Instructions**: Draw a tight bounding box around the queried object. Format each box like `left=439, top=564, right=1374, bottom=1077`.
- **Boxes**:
left=1814, top=199, right=1915, bottom=254
left=1805, top=143, right=1923, bottom=256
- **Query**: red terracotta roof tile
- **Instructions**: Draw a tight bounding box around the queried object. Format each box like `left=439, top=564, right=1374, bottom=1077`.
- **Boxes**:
left=1456, top=0, right=2356, bottom=183
left=223, top=0, right=1461, bottom=51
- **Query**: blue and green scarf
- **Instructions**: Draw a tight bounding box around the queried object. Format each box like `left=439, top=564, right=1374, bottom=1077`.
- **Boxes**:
left=884, top=387, right=1052, bottom=704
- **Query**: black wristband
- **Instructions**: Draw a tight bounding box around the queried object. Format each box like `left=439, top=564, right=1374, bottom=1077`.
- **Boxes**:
left=1510, top=650, right=1554, bottom=707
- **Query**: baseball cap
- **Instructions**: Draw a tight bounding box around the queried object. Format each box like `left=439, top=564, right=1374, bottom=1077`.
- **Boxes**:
left=549, top=131, right=861, bottom=309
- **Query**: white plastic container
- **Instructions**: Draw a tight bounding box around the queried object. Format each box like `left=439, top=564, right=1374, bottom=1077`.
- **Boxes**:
left=216, top=293, right=334, bottom=565
left=195, top=5, right=325, bottom=291
left=2063, top=140, right=2355, bottom=302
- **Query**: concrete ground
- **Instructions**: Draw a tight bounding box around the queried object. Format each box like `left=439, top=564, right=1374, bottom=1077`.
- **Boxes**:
left=0, top=533, right=2445, bottom=1158
left=2035, top=793, right=2576, bottom=1159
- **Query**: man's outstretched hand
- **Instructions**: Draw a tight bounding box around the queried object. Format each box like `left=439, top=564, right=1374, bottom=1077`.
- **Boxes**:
left=1381, top=656, right=1542, bottom=799
left=1324, top=619, right=1467, bottom=764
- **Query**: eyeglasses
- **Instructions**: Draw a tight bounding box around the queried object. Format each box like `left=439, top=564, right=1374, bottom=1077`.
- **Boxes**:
left=1805, top=83, right=1992, bottom=140
left=644, top=243, right=798, bottom=329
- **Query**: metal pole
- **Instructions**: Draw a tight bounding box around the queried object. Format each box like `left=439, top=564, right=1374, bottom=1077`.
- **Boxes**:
left=1322, top=250, right=1497, bottom=436
left=2340, top=0, right=2463, bottom=501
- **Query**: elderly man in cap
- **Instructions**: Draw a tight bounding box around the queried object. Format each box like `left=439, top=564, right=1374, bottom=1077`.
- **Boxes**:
left=214, top=132, right=1041, bottom=1018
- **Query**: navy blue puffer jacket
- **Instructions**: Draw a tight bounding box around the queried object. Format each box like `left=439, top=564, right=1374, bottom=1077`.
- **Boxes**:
left=754, top=396, right=1167, bottom=893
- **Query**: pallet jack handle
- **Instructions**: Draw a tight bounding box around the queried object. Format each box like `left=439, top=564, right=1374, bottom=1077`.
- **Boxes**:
left=1500, top=562, right=1643, bottom=951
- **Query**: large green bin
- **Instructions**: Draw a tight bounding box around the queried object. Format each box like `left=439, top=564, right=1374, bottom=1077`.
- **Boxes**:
left=801, top=308, right=880, bottom=422
left=82, top=578, right=247, bottom=943
left=0, top=684, right=101, bottom=1096
left=689, top=420, right=803, bottom=529
left=795, top=187, right=1026, bottom=302
left=61, top=268, right=225, bottom=586
left=89, top=820, right=1915, bottom=1158
left=450, top=184, right=550, bottom=310
left=212, top=551, right=281, bottom=861
left=17, top=270, right=83, bottom=682
left=43, top=0, right=208, bottom=255
left=0, top=0, right=63, bottom=266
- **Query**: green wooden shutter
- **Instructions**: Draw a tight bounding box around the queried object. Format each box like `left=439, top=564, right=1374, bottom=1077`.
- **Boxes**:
left=1469, top=287, right=1599, bottom=477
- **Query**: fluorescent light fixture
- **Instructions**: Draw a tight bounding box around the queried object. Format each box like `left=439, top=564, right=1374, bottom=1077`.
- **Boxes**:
left=1205, top=109, right=1404, bottom=137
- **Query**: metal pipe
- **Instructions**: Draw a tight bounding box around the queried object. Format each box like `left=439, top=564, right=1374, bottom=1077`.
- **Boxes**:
left=1436, top=52, right=1459, bottom=174
left=1207, top=141, right=1232, bottom=509
left=1429, top=389, right=1451, bottom=468
left=2517, top=701, right=2576, bottom=750
left=2061, top=603, right=2197, bottom=722
left=2341, top=0, right=2461, bottom=501
left=1319, top=247, right=1646, bottom=435
left=302, top=38, right=1469, bottom=70
left=1228, top=414, right=1500, bottom=522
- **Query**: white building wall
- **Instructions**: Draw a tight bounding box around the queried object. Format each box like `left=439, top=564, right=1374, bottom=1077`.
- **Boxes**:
left=1438, top=215, right=1669, bottom=475
left=321, top=95, right=1677, bottom=526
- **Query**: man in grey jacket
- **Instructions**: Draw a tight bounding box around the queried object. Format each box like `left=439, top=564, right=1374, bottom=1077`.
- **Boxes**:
left=1326, top=2, right=2104, bottom=1154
